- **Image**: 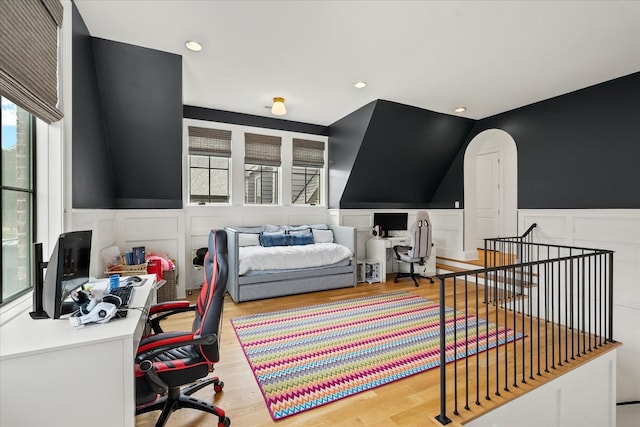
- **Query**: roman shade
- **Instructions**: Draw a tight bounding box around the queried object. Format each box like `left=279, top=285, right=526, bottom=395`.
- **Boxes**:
left=0, top=0, right=64, bottom=123
left=188, top=126, right=232, bottom=157
left=292, top=138, right=325, bottom=168
left=244, top=133, right=281, bottom=167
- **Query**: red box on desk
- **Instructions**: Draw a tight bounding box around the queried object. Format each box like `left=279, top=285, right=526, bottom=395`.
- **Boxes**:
left=147, top=260, right=163, bottom=281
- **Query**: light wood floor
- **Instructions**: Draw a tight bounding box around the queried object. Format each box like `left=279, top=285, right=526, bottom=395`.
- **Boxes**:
left=136, top=276, right=619, bottom=427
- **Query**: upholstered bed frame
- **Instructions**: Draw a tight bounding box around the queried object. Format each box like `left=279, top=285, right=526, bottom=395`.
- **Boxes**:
left=225, top=225, right=357, bottom=302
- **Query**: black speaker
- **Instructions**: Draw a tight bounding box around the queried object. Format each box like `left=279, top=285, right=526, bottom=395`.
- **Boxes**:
left=30, top=243, right=49, bottom=319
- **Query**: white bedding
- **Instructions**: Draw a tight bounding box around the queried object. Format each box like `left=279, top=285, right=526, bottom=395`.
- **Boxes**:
left=238, top=243, right=353, bottom=276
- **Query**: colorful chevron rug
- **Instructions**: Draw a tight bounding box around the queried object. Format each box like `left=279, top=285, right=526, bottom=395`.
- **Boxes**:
left=230, top=291, right=523, bottom=420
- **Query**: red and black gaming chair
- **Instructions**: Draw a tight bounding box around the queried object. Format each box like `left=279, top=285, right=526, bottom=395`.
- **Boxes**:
left=135, top=229, right=230, bottom=427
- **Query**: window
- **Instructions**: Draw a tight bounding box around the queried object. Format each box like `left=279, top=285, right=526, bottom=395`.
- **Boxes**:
left=244, top=133, right=281, bottom=205
left=292, top=138, right=324, bottom=205
left=188, top=126, right=231, bottom=204
left=1, top=97, right=35, bottom=304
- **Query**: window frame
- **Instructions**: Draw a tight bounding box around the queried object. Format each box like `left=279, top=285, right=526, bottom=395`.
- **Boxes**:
left=188, top=154, right=231, bottom=205
left=1, top=99, right=37, bottom=306
left=243, top=132, right=282, bottom=206
left=186, top=126, right=232, bottom=206
left=291, top=138, right=325, bottom=206
left=291, top=165, right=322, bottom=206
left=244, top=163, right=280, bottom=205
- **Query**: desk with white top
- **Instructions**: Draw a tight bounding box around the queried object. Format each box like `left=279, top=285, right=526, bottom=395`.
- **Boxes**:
left=366, top=237, right=436, bottom=281
left=0, top=275, right=157, bottom=427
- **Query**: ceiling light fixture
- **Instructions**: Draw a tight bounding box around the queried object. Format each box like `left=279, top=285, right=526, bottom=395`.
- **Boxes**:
left=185, top=40, right=202, bottom=51
left=271, top=97, right=286, bottom=116
left=454, top=106, right=467, bottom=113
left=354, top=81, right=367, bottom=89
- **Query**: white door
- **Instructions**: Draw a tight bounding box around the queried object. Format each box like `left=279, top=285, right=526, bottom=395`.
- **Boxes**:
left=475, top=151, right=501, bottom=249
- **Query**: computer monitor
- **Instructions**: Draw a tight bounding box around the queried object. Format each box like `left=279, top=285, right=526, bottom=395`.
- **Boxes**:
left=35, top=230, right=92, bottom=319
left=373, top=212, right=408, bottom=238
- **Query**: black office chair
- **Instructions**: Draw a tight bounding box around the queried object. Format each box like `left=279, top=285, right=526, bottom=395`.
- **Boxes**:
left=393, top=211, right=434, bottom=286
left=134, top=229, right=231, bottom=427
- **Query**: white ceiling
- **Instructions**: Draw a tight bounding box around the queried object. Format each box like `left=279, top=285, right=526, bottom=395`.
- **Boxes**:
left=73, top=0, right=640, bottom=126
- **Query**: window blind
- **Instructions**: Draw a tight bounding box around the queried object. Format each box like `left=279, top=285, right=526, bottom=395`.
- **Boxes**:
left=292, top=138, right=325, bottom=168
left=0, top=0, right=64, bottom=124
left=188, top=126, right=232, bottom=157
left=244, top=133, right=282, bottom=166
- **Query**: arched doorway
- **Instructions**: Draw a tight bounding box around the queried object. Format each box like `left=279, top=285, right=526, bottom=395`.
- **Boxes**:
left=463, top=129, right=518, bottom=257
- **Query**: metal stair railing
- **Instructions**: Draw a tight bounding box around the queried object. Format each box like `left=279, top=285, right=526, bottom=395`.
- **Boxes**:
left=433, top=239, right=615, bottom=425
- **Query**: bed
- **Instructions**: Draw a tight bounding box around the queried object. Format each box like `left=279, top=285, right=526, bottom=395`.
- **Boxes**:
left=225, top=224, right=357, bottom=302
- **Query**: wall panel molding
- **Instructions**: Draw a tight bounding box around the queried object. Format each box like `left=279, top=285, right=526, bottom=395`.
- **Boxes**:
left=519, top=208, right=640, bottom=402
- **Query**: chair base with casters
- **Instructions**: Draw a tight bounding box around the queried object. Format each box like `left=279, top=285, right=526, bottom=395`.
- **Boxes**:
left=136, top=376, right=229, bottom=427
left=393, top=261, right=435, bottom=287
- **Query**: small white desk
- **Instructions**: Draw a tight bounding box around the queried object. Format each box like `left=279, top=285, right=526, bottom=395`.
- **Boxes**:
left=366, top=237, right=436, bottom=281
left=0, top=275, right=157, bottom=427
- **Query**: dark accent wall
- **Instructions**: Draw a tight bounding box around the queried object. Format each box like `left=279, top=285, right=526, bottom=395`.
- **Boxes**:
left=184, top=105, right=328, bottom=136
left=327, top=101, right=377, bottom=208
left=91, top=38, right=182, bottom=208
left=72, top=5, right=183, bottom=209
left=71, top=3, right=115, bottom=208
left=433, top=71, right=640, bottom=209
left=329, top=100, right=475, bottom=209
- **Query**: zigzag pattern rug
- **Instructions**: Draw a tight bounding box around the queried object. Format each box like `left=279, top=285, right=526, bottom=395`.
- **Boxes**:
left=230, top=291, right=523, bottom=420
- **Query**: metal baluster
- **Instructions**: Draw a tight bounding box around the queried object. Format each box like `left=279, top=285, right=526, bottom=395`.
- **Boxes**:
left=435, top=277, right=451, bottom=425
left=453, top=276, right=459, bottom=416
left=550, top=260, right=556, bottom=370
left=464, top=275, right=470, bottom=411
left=475, top=271, right=481, bottom=406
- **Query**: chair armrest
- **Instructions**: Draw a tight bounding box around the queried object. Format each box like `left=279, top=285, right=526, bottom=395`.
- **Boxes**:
left=149, top=300, right=192, bottom=316
left=146, top=301, right=195, bottom=334
left=137, top=331, right=217, bottom=360
left=393, top=245, right=412, bottom=259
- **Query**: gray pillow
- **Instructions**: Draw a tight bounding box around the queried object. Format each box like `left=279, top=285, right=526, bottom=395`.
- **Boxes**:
left=312, top=228, right=334, bottom=243
left=228, top=226, right=264, bottom=234
left=264, top=224, right=285, bottom=233
left=288, top=228, right=311, bottom=236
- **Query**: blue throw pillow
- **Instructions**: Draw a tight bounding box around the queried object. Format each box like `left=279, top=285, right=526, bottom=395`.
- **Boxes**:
left=289, top=232, right=314, bottom=246
left=259, top=232, right=289, bottom=247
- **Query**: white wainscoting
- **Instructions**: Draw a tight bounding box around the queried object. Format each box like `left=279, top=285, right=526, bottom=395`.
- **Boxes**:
left=519, top=209, right=640, bottom=403
left=115, top=210, right=186, bottom=295
left=429, top=210, right=466, bottom=259
left=467, top=349, right=617, bottom=427
left=70, top=210, right=118, bottom=279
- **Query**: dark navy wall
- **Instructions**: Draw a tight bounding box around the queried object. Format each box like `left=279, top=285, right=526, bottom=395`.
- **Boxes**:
left=330, top=100, right=474, bottom=209
left=72, top=5, right=182, bottom=209
left=328, top=101, right=377, bottom=208
left=71, top=3, right=115, bottom=208
left=91, top=38, right=182, bottom=208
left=433, top=72, right=640, bottom=209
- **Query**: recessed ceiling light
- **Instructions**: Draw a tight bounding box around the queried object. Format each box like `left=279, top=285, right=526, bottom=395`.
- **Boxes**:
left=354, top=81, right=367, bottom=89
left=185, top=40, right=202, bottom=52
left=454, top=106, right=467, bottom=113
